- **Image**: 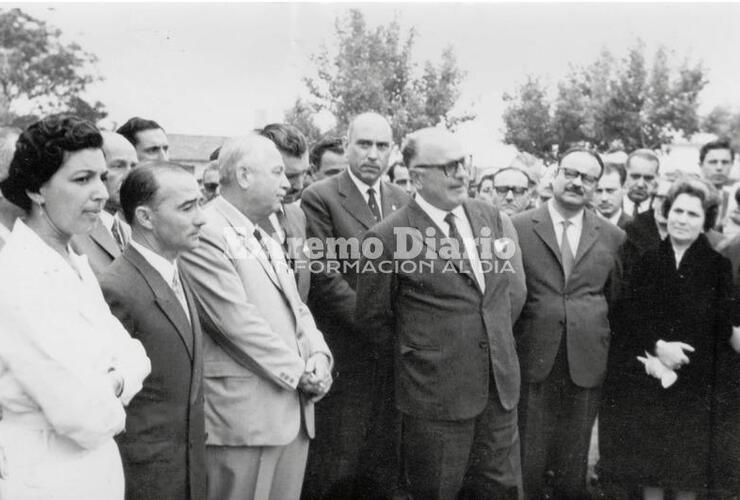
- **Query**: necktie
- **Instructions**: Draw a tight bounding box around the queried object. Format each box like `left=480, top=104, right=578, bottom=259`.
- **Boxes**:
left=275, top=210, right=295, bottom=271
left=367, top=187, right=381, bottom=221
left=171, top=271, right=191, bottom=325
left=631, top=201, right=640, bottom=218
left=112, top=217, right=128, bottom=251
left=444, top=212, right=468, bottom=264
left=560, top=220, right=575, bottom=279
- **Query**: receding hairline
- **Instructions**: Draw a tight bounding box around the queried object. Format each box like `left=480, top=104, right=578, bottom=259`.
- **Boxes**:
left=218, top=134, right=280, bottom=186
left=347, top=112, right=392, bottom=142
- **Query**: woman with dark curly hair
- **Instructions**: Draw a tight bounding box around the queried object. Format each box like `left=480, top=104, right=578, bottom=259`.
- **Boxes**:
left=0, top=115, right=150, bottom=499
left=601, top=176, right=738, bottom=500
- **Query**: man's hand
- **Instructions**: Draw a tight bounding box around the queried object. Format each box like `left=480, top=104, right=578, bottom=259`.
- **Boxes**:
left=299, top=353, right=333, bottom=403
left=655, top=340, right=695, bottom=370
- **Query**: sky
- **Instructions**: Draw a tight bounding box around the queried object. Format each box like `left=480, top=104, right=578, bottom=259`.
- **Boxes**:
left=10, top=2, right=740, bottom=165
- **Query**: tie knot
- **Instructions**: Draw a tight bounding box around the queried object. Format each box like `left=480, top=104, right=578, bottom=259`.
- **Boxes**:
left=444, top=212, right=456, bottom=225
left=367, top=187, right=376, bottom=196
left=562, top=220, right=572, bottom=229
left=253, top=229, right=262, bottom=242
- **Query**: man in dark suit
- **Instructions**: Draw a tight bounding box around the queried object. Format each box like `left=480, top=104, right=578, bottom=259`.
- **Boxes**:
left=356, top=127, right=526, bottom=499
left=595, top=162, right=632, bottom=229
left=99, top=163, right=207, bottom=500
left=300, top=112, right=410, bottom=499
left=71, top=132, right=137, bottom=277
left=512, top=148, right=625, bottom=499
left=257, top=123, right=312, bottom=302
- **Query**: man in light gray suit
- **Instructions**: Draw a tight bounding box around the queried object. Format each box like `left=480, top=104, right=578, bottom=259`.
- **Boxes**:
left=180, top=134, right=333, bottom=500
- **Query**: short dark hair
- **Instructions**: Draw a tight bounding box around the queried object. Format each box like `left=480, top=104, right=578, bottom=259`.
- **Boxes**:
left=603, top=162, right=627, bottom=185
left=387, top=162, right=405, bottom=182
left=626, top=149, right=660, bottom=173
left=257, top=123, right=307, bottom=159
left=119, top=162, right=189, bottom=225
left=699, top=138, right=735, bottom=164
left=662, top=177, right=720, bottom=232
left=477, top=173, right=495, bottom=193
left=309, top=137, right=344, bottom=172
left=117, top=117, right=164, bottom=147
left=558, top=147, right=604, bottom=177
left=0, top=115, right=102, bottom=212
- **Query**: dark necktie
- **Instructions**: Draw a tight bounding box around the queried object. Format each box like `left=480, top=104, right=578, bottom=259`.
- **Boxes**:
left=275, top=210, right=295, bottom=271
left=444, top=212, right=468, bottom=264
left=560, top=220, right=575, bottom=279
left=367, top=187, right=381, bottom=221
left=631, top=201, right=640, bottom=218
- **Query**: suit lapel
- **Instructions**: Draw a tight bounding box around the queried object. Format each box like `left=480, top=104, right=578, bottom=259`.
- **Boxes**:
left=531, top=205, right=563, bottom=268
left=380, top=182, right=402, bottom=218
left=124, top=246, right=194, bottom=359
left=574, top=210, right=601, bottom=268
left=461, top=202, right=485, bottom=294
left=90, top=220, right=120, bottom=258
left=338, top=171, right=377, bottom=230
left=181, top=273, right=203, bottom=403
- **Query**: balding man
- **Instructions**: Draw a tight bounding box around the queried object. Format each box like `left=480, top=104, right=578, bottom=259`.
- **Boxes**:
left=179, top=135, right=333, bottom=500
left=356, top=127, right=526, bottom=499
left=300, top=112, right=409, bottom=499
left=117, top=117, right=170, bottom=163
left=71, top=132, right=138, bottom=278
left=0, top=127, right=23, bottom=249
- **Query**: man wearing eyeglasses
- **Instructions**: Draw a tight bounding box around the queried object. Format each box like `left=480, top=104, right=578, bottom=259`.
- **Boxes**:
left=356, top=127, right=527, bottom=499
left=512, top=148, right=624, bottom=499
left=623, top=149, right=660, bottom=217
left=491, top=167, right=532, bottom=216
left=301, top=112, right=410, bottom=499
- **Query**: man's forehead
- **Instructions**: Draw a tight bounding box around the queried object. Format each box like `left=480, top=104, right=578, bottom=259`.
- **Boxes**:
left=627, top=156, right=658, bottom=172
left=597, top=171, right=621, bottom=187
left=413, top=131, right=464, bottom=164
left=704, top=148, right=733, bottom=161
left=349, top=114, right=392, bottom=142
left=137, top=128, right=168, bottom=145
left=103, top=133, right=137, bottom=159
left=561, top=151, right=600, bottom=172
left=282, top=152, right=309, bottom=174
left=494, top=169, right=529, bottom=186
left=156, top=171, right=200, bottom=201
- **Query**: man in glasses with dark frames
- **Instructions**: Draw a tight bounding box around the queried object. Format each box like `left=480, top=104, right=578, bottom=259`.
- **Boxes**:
left=512, top=148, right=624, bottom=499
left=491, top=166, right=532, bottom=216
left=623, top=149, right=660, bottom=217
left=356, top=127, right=527, bottom=500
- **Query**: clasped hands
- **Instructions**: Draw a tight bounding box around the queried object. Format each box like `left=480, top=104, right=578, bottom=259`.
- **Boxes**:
left=636, top=340, right=694, bottom=389
left=299, top=353, right=333, bottom=403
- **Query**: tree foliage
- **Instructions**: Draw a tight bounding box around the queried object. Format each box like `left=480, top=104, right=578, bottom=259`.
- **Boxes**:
left=503, top=41, right=707, bottom=157
left=702, top=105, right=740, bottom=152
left=0, top=8, right=107, bottom=127
left=283, top=97, right=325, bottom=145
left=295, top=9, right=472, bottom=144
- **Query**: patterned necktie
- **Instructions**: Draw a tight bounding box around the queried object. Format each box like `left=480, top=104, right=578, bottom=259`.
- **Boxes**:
left=444, top=212, right=468, bottom=264
left=367, top=187, right=381, bottom=221
left=171, top=271, right=191, bottom=325
left=560, top=220, right=575, bottom=279
left=275, top=210, right=295, bottom=271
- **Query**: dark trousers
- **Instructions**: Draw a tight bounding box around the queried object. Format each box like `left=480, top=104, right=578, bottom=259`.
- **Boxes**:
left=402, top=382, right=522, bottom=500
left=519, top=341, right=601, bottom=500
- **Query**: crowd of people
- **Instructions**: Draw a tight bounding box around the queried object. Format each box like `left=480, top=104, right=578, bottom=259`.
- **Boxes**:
left=0, top=111, right=738, bottom=500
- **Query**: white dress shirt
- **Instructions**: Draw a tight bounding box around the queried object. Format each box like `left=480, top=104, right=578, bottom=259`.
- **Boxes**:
left=598, top=208, right=623, bottom=227
left=415, top=195, right=485, bottom=292
left=347, top=168, right=383, bottom=218
left=623, top=195, right=651, bottom=216
left=130, top=240, right=190, bottom=321
left=547, top=199, right=584, bottom=253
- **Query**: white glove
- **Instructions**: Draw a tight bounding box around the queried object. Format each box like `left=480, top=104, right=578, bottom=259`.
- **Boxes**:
left=654, top=340, right=694, bottom=370
left=637, top=352, right=678, bottom=388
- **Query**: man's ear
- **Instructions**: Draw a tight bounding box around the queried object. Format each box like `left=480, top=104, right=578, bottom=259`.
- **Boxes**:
left=134, top=205, right=154, bottom=231
left=235, top=165, right=251, bottom=190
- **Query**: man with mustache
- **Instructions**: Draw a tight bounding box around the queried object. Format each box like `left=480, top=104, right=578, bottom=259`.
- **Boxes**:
left=623, top=149, right=659, bottom=217
left=512, top=148, right=624, bottom=499
left=594, top=163, right=632, bottom=229
left=300, top=112, right=410, bottom=499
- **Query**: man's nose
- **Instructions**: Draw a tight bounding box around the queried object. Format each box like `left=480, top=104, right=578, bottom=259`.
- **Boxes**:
left=92, top=176, right=109, bottom=202
left=505, top=190, right=515, bottom=201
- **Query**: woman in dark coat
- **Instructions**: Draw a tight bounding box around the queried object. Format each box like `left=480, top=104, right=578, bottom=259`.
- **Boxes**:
left=600, top=177, right=736, bottom=500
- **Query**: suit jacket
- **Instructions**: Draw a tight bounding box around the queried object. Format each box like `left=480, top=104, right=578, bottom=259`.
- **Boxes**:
left=616, top=211, right=632, bottom=230
left=179, top=196, right=332, bottom=447
left=71, top=218, right=130, bottom=279
left=301, top=170, right=409, bottom=373
left=355, top=198, right=526, bottom=419
left=512, top=205, right=625, bottom=388
left=100, top=246, right=206, bottom=500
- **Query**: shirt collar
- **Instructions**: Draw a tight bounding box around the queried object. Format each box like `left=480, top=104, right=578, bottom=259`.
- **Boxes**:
left=130, top=239, right=177, bottom=285
left=415, top=195, right=466, bottom=234
left=547, top=199, right=584, bottom=230
left=347, top=167, right=382, bottom=196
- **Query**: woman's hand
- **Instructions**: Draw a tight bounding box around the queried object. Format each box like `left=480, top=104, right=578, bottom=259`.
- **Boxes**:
left=655, top=340, right=695, bottom=370
left=730, top=326, right=740, bottom=353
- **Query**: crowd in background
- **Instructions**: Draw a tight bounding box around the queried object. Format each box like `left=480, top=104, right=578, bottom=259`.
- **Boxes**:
left=0, top=112, right=739, bottom=500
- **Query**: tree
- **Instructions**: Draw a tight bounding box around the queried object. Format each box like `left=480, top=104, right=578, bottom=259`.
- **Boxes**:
left=299, top=9, right=473, bottom=144
left=702, top=106, right=740, bottom=151
left=503, top=41, right=707, bottom=157
left=284, top=97, right=327, bottom=145
left=0, top=8, right=106, bottom=126
left=502, top=76, right=554, bottom=158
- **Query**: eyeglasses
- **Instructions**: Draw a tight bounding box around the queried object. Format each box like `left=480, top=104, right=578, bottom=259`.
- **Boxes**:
left=559, top=167, right=599, bottom=186
left=494, top=186, right=528, bottom=196
left=415, top=158, right=470, bottom=177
